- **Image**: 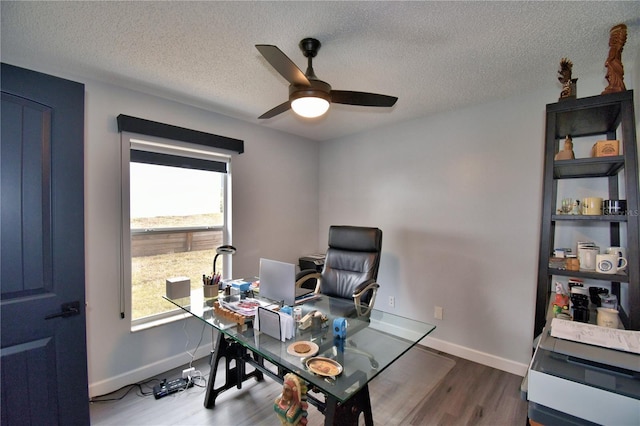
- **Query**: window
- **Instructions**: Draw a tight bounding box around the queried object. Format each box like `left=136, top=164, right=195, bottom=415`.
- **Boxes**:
left=120, top=132, right=232, bottom=327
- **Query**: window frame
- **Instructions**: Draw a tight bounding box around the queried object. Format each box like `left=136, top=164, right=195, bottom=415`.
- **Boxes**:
left=120, top=131, right=233, bottom=330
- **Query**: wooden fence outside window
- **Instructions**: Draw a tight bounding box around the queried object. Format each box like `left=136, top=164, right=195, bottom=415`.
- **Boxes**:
left=131, top=228, right=223, bottom=257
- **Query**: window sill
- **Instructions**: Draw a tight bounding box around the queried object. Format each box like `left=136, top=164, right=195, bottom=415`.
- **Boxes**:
left=130, top=310, right=189, bottom=333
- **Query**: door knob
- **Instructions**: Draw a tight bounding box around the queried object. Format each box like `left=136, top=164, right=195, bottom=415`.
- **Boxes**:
left=45, top=301, right=81, bottom=320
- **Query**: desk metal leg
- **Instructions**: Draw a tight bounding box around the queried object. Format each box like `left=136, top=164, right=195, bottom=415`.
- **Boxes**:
left=323, top=384, right=373, bottom=426
left=203, top=333, right=373, bottom=425
left=203, top=331, right=264, bottom=408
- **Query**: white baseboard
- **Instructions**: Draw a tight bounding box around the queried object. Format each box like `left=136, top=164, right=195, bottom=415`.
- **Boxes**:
left=421, top=336, right=529, bottom=377
left=90, top=336, right=528, bottom=397
left=88, top=345, right=212, bottom=398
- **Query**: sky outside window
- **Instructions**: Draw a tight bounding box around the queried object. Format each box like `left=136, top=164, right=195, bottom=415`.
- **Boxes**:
left=130, top=163, right=222, bottom=227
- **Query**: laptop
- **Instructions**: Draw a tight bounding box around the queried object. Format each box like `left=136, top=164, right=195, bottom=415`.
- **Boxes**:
left=259, top=258, right=314, bottom=305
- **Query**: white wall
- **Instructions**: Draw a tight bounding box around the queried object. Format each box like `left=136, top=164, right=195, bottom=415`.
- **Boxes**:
left=83, top=78, right=319, bottom=396
left=15, top=58, right=638, bottom=394
left=318, top=71, right=638, bottom=375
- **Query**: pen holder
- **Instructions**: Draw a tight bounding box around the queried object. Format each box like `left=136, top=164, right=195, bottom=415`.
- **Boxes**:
left=203, top=284, right=219, bottom=298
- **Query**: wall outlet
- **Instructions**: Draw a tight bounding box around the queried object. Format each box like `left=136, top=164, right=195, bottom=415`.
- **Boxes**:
left=434, top=306, right=444, bottom=320
left=388, top=296, right=395, bottom=308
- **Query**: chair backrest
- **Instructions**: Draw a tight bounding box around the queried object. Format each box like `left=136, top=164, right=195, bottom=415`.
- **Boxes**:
left=320, top=226, right=382, bottom=302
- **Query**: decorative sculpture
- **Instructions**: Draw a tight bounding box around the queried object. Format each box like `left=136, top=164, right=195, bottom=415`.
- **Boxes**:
left=553, top=282, right=570, bottom=316
left=558, top=58, right=577, bottom=100
left=554, top=135, right=575, bottom=160
left=602, top=23, right=627, bottom=95
left=570, top=199, right=581, bottom=215
left=274, top=373, right=308, bottom=425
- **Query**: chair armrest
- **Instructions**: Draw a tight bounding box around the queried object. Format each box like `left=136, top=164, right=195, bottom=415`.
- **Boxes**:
left=352, top=279, right=379, bottom=317
left=352, top=279, right=378, bottom=297
left=295, top=270, right=321, bottom=293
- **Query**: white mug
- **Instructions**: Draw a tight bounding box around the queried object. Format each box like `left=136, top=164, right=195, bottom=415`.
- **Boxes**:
left=596, top=253, right=627, bottom=274
left=578, top=247, right=599, bottom=271
left=606, top=247, right=627, bottom=267
left=596, top=308, right=619, bottom=328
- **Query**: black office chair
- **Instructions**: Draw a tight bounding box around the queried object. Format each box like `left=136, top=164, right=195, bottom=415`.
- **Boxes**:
left=296, top=226, right=382, bottom=317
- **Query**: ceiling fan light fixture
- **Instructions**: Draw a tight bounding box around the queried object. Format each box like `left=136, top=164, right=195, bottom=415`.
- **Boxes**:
left=291, top=96, right=330, bottom=118
left=256, top=38, right=397, bottom=119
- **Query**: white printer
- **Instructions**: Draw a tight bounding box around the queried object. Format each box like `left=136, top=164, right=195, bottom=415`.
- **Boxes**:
left=526, top=321, right=640, bottom=425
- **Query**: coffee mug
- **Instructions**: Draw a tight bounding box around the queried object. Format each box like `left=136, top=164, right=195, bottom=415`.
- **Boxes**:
left=606, top=246, right=626, bottom=257
left=596, top=308, right=619, bottom=329
left=582, top=197, right=603, bottom=215
left=600, top=294, right=618, bottom=310
left=589, top=286, right=609, bottom=306
left=596, top=253, right=627, bottom=274
left=578, top=247, right=599, bottom=271
left=603, top=199, right=626, bottom=215
left=606, top=246, right=627, bottom=268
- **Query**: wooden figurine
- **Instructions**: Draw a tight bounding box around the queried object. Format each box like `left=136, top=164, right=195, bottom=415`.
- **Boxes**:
left=274, top=373, right=308, bottom=425
left=558, top=58, right=577, bottom=100
left=602, top=24, right=627, bottom=95
left=555, top=135, right=575, bottom=160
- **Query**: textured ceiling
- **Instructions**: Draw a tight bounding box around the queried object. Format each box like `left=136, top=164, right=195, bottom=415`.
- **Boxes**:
left=2, top=1, right=639, bottom=141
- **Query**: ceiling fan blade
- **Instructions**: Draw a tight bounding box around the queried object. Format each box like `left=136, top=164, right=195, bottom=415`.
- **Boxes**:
left=258, top=101, right=291, bottom=119
left=256, top=44, right=310, bottom=86
left=330, top=90, right=398, bottom=107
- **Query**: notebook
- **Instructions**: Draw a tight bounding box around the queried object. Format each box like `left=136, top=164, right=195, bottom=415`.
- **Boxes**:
left=259, top=258, right=313, bottom=305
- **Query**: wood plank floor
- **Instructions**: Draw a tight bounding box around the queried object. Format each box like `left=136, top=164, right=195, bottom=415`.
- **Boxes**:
left=90, top=347, right=528, bottom=426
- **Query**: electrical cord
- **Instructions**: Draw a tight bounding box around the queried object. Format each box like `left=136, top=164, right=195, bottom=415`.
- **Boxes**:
left=182, top=317, right=207, bottom=369
left=92, top=319, right=211, bottom=404
left=90, top=363, right=211, bottom=404
left=89, top=379, right=158, bottom=402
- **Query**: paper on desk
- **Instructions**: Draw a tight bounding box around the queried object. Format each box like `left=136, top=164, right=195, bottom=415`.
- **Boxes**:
left=254, top=307, right=295, bottom=342
left=550, top=318, right=640, bottom=354
left=219, top=298, right=275, bottom=316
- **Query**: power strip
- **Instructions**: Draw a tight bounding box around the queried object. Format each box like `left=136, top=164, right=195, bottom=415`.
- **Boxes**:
left=153, top=378, right=193, bottom=399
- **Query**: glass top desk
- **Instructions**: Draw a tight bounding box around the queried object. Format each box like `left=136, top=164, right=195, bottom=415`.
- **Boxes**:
left=164, top=289, right=436, bottom=426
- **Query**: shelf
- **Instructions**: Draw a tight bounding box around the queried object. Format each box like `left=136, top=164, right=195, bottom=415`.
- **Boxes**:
left=551, top=214, right=628, bottom=222
left=547, top=91, right=631, bottom=138
left=548, top=268, right=629, bottom=283
left=536, top=90, right=638, bottom=336
left=553, top=156, right=624, bottom=179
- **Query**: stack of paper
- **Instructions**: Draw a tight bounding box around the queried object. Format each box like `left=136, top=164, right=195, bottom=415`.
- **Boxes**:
left=550, top=318, right=640, bottom=354
left=254, top=307, right=295, bottom=342
left=219, top=298, right=275, bottom=316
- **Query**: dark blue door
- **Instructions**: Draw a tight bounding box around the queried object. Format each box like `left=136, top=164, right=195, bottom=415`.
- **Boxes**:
left=1, top=63, right=89, bottom=425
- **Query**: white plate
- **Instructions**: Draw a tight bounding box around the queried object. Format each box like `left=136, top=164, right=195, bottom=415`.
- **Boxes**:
left=287, top=341, right=319, bottom=357
left=305, top=357, right=343, bottom=377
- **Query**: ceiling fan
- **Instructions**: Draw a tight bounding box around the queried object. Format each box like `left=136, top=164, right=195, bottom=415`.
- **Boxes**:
left=255, top=38, right=398, bottom=119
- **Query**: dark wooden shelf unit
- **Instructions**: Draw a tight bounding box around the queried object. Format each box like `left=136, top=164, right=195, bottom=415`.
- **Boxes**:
left=535, top=90, right=639, bottom=337
left=547, top=268, right=629, bottom=283
left=549, top=91, right=625, bottom=138
left=552, top=214, right=628, bottom=222
left=554, top=156, right=625, bottom=178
